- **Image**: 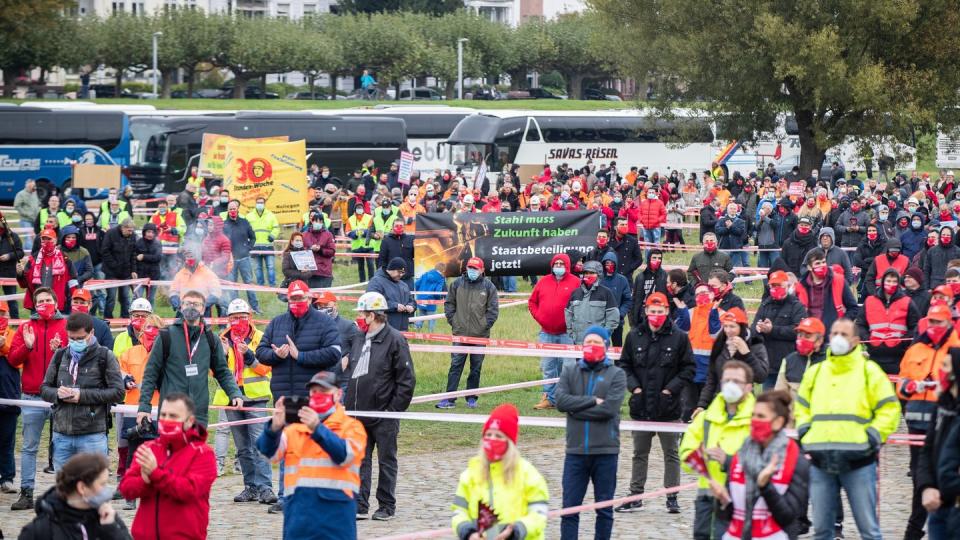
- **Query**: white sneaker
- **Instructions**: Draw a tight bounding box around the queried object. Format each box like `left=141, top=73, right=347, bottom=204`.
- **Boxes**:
left=0, top=481, right=15, bottom=493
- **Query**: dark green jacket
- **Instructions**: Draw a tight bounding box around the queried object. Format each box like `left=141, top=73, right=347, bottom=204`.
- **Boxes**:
left=137, top=319, right=242, bottom=425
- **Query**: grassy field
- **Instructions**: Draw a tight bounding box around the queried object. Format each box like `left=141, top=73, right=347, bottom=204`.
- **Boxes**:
left=4, top=98, right=636, bottom=111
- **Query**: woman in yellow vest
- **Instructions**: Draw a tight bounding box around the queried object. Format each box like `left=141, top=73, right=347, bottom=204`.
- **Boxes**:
left=452, top=404, right=549, bottom=540
left=213, top=298, right=277, bottom=504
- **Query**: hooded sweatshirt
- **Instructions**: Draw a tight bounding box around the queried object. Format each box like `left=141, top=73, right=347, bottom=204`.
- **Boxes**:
left=815, top=227, right=854, bottom=283
left=528, top=253, right=581, bottom=335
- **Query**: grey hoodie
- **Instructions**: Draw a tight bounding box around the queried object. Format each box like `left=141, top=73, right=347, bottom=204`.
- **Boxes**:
left=816, top=227, right=854, bottom=283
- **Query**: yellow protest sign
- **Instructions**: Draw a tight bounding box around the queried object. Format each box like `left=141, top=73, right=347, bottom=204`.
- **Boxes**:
left=198, top=133, right=289, bottom=179
left=223, top=139, right=308, bottom=225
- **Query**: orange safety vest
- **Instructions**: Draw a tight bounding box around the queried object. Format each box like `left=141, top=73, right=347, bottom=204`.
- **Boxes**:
left=796, top=266, right=847, bottom=319
left=897, top=330, right=959, bottom=402
left=873, top=254, right=910, bottom=286
left=688, top=305, right=715, bottom=356
left=279, top=406, right=367, bottom=498
left=151, top=211, right=180, bottom=244
left=864, top=295, right=911, bottom=348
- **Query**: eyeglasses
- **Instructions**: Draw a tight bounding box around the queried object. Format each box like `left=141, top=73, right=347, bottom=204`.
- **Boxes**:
left=181, top=301, right=204, bottom=309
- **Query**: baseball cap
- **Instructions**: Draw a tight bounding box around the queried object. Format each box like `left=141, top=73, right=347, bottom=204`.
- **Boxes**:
left=798, top=217, right=813, bottom=226
left=314, top=290, right=337, bottom=305
left=287, top=280, right=310, bottom=298
left=768, top=270, right=788, bottom=286
left=934, top=285, right=954, bottom=299
left=796, top=318, right=826, bottom=335
left=40, top=228, right=56, bottom=240
left=71, top=289, right=92, bottom=302
left=720, top=307, right=748, bottom=325
left=305, top=371, right=338, bottom=391
left=467, top=257, right=484, bottom=271
left=928, top=304, right=953, bottom=322
left=645, top=292, right=669, bottom=308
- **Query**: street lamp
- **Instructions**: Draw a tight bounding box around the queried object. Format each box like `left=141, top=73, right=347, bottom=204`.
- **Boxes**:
left=152, top=32, right=163, bottom=98
left=457, top=38, right=468, bottom=100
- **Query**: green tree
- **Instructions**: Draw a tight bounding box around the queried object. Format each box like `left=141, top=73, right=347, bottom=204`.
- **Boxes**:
left=95, top=12, right=153, bottom=91
left=155, top=8, right=221, bottom=98
left=502, top=20, right=558, bottom=90
left=213, top=16, right=302, bottom=98
left=289, top=23, right=346, bottom=98
left=334, top=0, right=462, bottom=15
left=337, top=12, right=427, bottom=100
left=410, top=12, right=489, bottom=98
left=542, top=12, right=618, bottom=99
left=0, top=0, right=74, bottom=97
left=591, top=0, right=960, bottom=172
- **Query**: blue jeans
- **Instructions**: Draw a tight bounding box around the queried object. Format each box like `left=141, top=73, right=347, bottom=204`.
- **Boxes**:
left=561, top=453, right=618, bottom=540
left=642, top=228, right=662, bottom=257
left=445, top=344, right=484, bottom=400
left=226, top=407, right=272, bottom=491
left=19, top=394, right=50, bottom=489
left=757, top=249, right=776, bottom=270
left=252, top=252, right=276, bottom=287
left=228, top=257, right=260, bottom=311
left=729, top=251, right=749, bottom=267
left=539, top=331, right=573, bottom=404
left=810, top=462, right=882, bottom=540
left=501, top=276, right=517, bottom=293
left=52, top=432, right=108, bottom=471
left=928, top=507, right=950, bottom=540
left=414, top=309, right=437, bottom=332
left=20, top=219, right=33, bottom=250
left=105, top=282, right=131, bottom=319
left=91, top=264, right=106, bottom=316
left=0, top=410, right=18, bottom=484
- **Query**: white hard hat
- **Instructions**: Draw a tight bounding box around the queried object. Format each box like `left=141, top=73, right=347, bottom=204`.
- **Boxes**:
left=227, top=298, right=251, bottom=315
left=130, top=298, right=152, bottom=313
left=907, top=197, right=919, bottom=205
left=463, top=194, right=475, bottom=205
left=949, top=170, right=956, bottom=177
left=356, top=292, right=388, bottom=312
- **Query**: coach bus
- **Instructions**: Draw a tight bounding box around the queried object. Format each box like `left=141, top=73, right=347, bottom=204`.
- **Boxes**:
left=310, top=105, right=473, bottom=173
left=446, top=110, right=917, bottom=182
left=0, top=107, right=132, bottom=201
left=126, top=112, right=407, bottom=196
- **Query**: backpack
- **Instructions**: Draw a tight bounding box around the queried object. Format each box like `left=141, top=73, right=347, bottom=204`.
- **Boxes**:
left=50, top=346, right=114, bottom=432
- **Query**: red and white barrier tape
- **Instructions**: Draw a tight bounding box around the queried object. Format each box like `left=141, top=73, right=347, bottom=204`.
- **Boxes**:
left=410, top=378, right=559, bottom=405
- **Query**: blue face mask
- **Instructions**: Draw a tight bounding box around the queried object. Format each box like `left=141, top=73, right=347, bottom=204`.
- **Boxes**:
left=552, top=266, right=566, bottom=278
left=466, top=268, right=481, bottom=281
left=69, top=338, right=88, bottom=354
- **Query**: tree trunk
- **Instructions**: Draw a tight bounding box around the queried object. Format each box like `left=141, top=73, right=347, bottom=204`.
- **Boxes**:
left=393, top=80, right=400, bottom=100
left=233, top=74, right=247, bottom=99
left=444, top=80, right=455, bottom=100
left=261, top=74, right=267, bottom=98
left=568, top=73, right=584, bottom=100
left=36, top=68, right=47, bottom=99
left=795, top=108, right=826, bottom=176
left=115, top=70, right=123, bottom=96
left=308, top=74, right=315, bottom=99
left=161, top=70, right=174, bottom=99
left=329, top=73, right=337, bottom=99
left=507, top=69, right=524, bottom=90
left=2, top=70, right=16, bottom=98
left=185, top=69, right=195, bottom=97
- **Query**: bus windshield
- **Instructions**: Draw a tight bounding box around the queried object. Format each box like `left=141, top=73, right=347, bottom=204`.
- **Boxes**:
left=129, top=121, right=170, bottom=167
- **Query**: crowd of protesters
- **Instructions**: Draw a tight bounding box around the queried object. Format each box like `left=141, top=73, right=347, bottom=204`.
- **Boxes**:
left=1, top=157, right=960, bottom=540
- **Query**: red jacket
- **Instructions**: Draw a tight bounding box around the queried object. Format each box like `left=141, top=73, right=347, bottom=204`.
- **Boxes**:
left=7, top=314, right=68, bottom=395
left=618, top=204, right=640, bottom=235
left=637, top=198, right=667, bottom=230
left=119, top=424, right=216, bottom=540
left=528, top=253, right=581, bottom=335
left=202, top=217, right=232, bottom=275
left=302, top=228, right=336, bottom=278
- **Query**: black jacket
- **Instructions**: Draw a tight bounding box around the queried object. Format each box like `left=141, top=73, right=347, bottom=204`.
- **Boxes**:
left=924, top=243, right=960, bottom=287
left=135, top=224, right=163, bottom=280
left=906, top=287, right=931, bottom=316
left=617, top=318, right=695, bottom=421
left=18, top=487, right=131, bottom=540
left=79, top=225, right=104, bottom=267
left=916, top=391, right=960, bottom=504
left=778, top=229, right=817, bottom=276
left=367, top=268, right=415, bottom=331
left=344, top=323, right=416, bottom=421
left=222, top=216, right=256, bottom=260
left=39, top=344, right=125, bottom=436
left=0, top=341, right=21, bottom=413
left=699, top=205, right=719, bottom=239
left=781, top=347, right=827, bottom=385
left=100, top=226, right=136, bottom=279
left=608, top=233, right=642, bottom=278
left=698, top=330, right=769, bottom=409
left=0, top=230, right=24, bottom=278
left=256, top=308, right=343, bottom=400
left=854, top=288, right=920, bottom=374
left=377, top=232, right=415, bottom=276
left=628, top=266, right=668, bottom=327
left=751, top=295, right=807, bottom=376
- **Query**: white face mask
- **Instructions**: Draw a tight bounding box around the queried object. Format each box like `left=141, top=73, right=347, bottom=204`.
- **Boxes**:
left=721, top=381, right=744, bottom=404
left=830, top=334, right=852, bottom=356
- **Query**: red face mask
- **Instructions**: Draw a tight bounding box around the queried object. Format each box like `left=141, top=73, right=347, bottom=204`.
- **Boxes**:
left=482, top=437, right=509, bottom=462
left=289, top=300, right=310, bottom=318
left=597, top=236, right=608, bottom=248
left=950, top=283, right=960, bottom=296
left=392, top=225, right=404, bottom=236
left=867, top=232, right=878, bottom=241
left=942, top=237, right=953, bottom=247
left=647, top=313, right=667, bottom=328
left=157, top=419, right=185, bottom=445
left=649, top=259, right=661, bottom=270
left=72, top=303, right=89, bottom=313
left=36, top=303, right=55, bottom=320
left=582, top=274, right=598, bottom=288
left=185, top=258, right=197, bottom=268
left=750, top=418, right=775, bottom=444
left=704, top=241, right=717, bottom=252
left=355, top=316, right=370, bottom=333
left=131, top=317, right=145, bottom=332
left=141, top=326, right=159, bottom=351
left=230, top=318, right=250, bottom=337
left=883, top=283, right=899, bottom=296
left=40, top=240, right=55, bottom=254
left=228, top=209, right=239, bottom=219
left=812, top=265, right=829, bottom=279
left=778, top=207, right=789, bottom=216
left=927, top=325, right=949, bottom=344
left=0, top=318, right=8, bottom=333
left=582, top=344, right=606, bottom=363
left=796, top=337, right=817, bottom=356
left=616, top=225, right=628, bottom=235
left=603, top=262, right=616, bottom=275
left=309, top=392, right=336, bottom=415
left=63, top=238, right=76, bottom=249
left=797, top=226, right=811, bottom=235
left=929, top=237, right=938, bottom=247
left=695, top=293, right=712, bottom=306
left=770, top=286, right=787, bottom=301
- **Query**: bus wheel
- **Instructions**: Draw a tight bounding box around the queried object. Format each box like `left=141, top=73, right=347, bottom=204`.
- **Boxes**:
left=35, top=179, right=53, bottom=202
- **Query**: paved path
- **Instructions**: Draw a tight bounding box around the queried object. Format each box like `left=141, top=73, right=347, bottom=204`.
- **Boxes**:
left=0, top=434, right=916, bottom=539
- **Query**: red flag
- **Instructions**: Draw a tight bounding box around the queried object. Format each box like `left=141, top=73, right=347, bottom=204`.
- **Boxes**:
left=774, top=143, right=782, bottom=161
left=477, top=502, right=499, bottom=533
left=684, top=448, right=710, bottom=477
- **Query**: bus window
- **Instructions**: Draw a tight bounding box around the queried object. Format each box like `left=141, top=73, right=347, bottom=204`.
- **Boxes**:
left=167, top=144, right=189, bottom=175
left=570, top=126, right=600, bottom=142
left=596, top=119, right=628, bottom=142
left=540, top=118, right=572, bottom=143
left=524, top=117, right=541, bottom=142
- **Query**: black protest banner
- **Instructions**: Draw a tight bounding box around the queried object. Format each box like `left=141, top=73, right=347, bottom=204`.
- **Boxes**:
left=414, top=210, right=601, bottom=277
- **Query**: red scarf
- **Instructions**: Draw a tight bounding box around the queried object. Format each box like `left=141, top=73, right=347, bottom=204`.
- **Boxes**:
left=30, top=248, right=66, bottom=285
left=231, top=329, right=250, bottom=387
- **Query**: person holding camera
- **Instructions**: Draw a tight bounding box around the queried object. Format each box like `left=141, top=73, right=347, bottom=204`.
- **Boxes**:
left=120, top=392, right=217, bottom=540
left=258, top=371, right=367, bottom=540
